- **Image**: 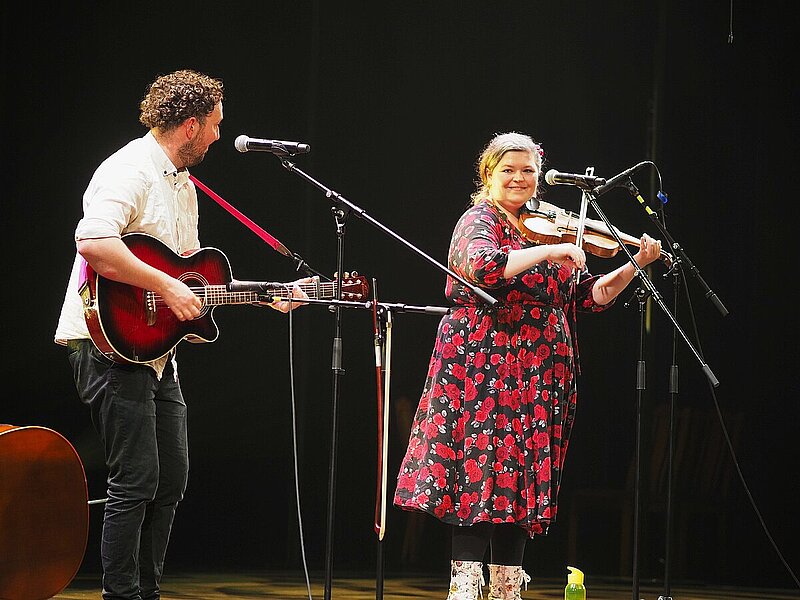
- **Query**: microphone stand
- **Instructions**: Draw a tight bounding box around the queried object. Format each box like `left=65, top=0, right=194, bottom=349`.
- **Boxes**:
left=274, top=156, right=495, bottom=600
left=292, top=295, right=449, bottom=600
left=581, top=182, right=719, bottom=600
left=327, top=201, right=347, bottom=600
left=370, top=297, right=449, bottom=600
left=657, top=267, right=680, bottom=600
left=296, top=297, right=450, bottom=316
left=622, top=284, right=652, bottom=600
left=617, top=180, right=728, bottom=600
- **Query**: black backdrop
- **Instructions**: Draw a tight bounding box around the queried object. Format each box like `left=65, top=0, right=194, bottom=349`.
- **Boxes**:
left=3, top=0, right=798, bottom=590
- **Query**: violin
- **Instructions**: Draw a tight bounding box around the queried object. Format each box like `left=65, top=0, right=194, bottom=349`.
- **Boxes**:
left=518, top=199, right=673, bottom=267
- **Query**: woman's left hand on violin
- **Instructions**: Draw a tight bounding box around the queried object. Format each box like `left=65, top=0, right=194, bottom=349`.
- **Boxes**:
left=633, top=234, right=662, bottom=267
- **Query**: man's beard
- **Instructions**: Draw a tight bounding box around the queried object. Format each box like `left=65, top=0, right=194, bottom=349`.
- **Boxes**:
left=177, top=137, right=207, bottom=168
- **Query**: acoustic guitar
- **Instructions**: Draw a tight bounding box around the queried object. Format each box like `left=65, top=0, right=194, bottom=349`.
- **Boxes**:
left=79, top=233, right=369, bottom=363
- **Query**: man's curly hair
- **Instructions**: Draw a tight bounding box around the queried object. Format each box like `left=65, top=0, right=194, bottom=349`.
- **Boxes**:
left=139, top=69, right=224, bottom=131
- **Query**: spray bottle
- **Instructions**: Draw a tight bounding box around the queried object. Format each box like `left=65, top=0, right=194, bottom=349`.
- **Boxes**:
left=565, top=566, right=586, bottom=600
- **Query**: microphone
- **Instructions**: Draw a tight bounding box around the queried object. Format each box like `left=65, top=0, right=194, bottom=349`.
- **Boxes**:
left=227, top=279, right=284, bottom=293
left=545, top=169, right=606, bottom=190
left=590, top=161, right=650, bottom=196
left=234, top=135, right=311, bottom=156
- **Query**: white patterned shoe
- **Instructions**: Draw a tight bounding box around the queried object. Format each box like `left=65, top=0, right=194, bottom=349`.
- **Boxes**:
left=446, top=560, right=485, bottom=600
left=487, top=564, right=531, bottom=600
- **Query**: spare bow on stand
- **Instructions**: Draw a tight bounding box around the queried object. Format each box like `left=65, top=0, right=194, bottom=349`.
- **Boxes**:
left=371, top=278, right=392, bottom=599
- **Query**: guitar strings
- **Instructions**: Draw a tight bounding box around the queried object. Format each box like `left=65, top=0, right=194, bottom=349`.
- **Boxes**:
left=145, top=281, right=362, bottom=305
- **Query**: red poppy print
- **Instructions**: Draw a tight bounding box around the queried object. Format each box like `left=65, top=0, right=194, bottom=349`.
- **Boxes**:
left=394, top=200, right=612, bottom=537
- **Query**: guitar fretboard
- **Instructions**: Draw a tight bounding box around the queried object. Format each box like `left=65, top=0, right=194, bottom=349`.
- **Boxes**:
left=145, top=280, right=361, bottom=308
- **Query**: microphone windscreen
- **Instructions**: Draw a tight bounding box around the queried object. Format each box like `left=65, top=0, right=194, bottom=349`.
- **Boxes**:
left=544, top=169, right=559, bottom=185
left=234, top=135, right=249, bottom=153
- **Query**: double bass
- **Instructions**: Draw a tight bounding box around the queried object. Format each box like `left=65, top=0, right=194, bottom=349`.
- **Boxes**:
left=0, top=425, right=88, bottom=600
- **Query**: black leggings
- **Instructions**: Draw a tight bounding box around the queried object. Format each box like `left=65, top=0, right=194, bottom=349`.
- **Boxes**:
left=451, top=522, right=528, bottom=566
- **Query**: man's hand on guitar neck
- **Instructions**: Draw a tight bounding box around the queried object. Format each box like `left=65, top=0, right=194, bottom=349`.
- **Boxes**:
left=259, top=276, right=312, bottom=313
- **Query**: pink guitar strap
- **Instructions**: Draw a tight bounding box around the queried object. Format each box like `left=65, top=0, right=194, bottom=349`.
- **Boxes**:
left=189, top=174, right=294, bottom=259
left=78, top=256, right=89, bottom=288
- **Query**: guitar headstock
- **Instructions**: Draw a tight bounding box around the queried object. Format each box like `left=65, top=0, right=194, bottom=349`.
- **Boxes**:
left=337, top=272, right=369, bottom=300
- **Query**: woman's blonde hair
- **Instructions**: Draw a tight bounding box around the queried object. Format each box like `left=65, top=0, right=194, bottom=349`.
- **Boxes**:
left=470, top=132, right=543, bottom=204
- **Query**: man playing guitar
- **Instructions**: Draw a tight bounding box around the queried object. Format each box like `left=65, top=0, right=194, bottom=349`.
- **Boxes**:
left=53, top=69, right=305, bottom=600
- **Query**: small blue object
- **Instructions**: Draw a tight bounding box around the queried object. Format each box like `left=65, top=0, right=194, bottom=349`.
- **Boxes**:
left=657, top=191, right=668, bottom=205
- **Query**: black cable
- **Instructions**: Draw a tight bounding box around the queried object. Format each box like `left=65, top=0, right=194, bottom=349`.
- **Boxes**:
left=678, top=255, right=799, bottom=589
left=285, top=291, right=315, bottom=600
left=654, top=164, right=796, bottom=587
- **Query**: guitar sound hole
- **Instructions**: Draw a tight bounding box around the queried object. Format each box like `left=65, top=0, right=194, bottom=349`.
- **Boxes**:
left=179, top=274, right=210, bottom=317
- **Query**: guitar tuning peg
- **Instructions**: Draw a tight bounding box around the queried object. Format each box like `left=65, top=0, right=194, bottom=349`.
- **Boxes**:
left=351, top=270, right=359, bottom=276
left=343, top=271, right=350, bottom=279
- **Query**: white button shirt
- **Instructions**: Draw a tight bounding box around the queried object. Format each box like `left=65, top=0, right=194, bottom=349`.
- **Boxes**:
left=54, top=132, right=200, bottom=378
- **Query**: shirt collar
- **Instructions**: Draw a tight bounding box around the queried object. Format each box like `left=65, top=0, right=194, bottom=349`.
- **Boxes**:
left=144, top=131, right=190, bottom=187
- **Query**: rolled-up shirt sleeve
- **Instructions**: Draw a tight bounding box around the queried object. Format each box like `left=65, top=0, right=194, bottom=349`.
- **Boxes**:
left=75, top=160, right=147, bottom=240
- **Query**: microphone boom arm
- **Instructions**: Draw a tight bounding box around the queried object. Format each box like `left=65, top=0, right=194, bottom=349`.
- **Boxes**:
left=624, top=181, right=729, bottom=317
left=585, top=188, right=719, bottom=386
left=278, top=157, right=498, bottom=306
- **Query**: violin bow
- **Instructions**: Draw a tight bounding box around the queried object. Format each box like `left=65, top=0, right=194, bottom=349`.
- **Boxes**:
left=372, top=280, right=392, bottom=540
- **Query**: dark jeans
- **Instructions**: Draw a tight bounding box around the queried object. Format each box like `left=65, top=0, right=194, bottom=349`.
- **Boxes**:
left=68, top=340, right=189, bottom=600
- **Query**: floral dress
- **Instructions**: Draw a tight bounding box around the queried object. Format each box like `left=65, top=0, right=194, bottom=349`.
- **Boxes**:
left=393, top=199, right=612, bottom=536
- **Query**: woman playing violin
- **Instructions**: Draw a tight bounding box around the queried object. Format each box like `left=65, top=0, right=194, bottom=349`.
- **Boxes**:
left=393, top=132, right=662, bottom=600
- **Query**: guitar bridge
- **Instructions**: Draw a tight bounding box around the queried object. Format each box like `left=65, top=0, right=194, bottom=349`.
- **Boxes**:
left=145, top=291, right=157, bottom=326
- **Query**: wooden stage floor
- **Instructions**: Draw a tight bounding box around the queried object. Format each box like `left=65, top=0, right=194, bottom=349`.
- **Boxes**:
left=54, top=572, right=800, bottom=599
